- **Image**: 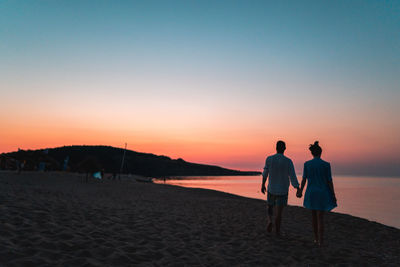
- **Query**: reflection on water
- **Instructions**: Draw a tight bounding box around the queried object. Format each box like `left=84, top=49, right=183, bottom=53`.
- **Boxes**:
left=154, top=175, right=400, bottom=229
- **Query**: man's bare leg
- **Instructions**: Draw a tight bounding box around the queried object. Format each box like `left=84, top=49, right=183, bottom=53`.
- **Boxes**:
left=275, top=206, right=284, bottom=236
left=267, top=205, right=273, bottom=232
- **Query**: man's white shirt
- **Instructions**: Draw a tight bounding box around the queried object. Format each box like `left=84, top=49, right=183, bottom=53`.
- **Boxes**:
left=262, top=153, right=299, bottom=195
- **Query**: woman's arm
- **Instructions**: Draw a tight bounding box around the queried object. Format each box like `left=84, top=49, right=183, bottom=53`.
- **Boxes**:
left=300, top=177, right=306, bottom=192
left=326, top=163, right=337, bottom=204
left=328, top=180, right=337, bottom=204
left=297, top=163, right=308, bottom=198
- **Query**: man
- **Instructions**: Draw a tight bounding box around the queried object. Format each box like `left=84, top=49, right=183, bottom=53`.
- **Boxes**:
left=261, top=140, right=300, bottom=236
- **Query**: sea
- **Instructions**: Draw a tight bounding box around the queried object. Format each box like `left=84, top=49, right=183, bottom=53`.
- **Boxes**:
left=154, top=175, right=400, bottom=229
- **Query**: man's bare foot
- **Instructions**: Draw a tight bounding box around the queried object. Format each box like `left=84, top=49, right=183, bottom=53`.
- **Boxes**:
left=267, top=222, right=273, bottom=233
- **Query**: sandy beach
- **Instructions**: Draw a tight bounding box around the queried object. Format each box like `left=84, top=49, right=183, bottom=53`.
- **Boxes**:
left=0, top=171, right=399, bottom=266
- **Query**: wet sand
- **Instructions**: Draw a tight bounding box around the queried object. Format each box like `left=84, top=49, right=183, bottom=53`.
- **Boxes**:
left=0, top=171, right=399, bottom=266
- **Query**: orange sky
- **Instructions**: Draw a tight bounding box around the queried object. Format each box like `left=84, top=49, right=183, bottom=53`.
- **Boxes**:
left=1, top=1, right=399, bottom=176
left=2, top=103, right=399, bottom=175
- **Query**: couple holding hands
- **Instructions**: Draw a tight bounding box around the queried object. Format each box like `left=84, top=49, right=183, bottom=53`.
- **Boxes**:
left=261, top=140, right=337, bottom=246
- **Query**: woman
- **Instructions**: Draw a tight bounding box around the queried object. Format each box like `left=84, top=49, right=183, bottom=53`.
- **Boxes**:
left=298, top=141, right=337, bottom=246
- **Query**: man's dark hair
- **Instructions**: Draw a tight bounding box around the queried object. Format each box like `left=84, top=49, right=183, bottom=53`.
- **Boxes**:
left=276, top=140, right=286, bottom=153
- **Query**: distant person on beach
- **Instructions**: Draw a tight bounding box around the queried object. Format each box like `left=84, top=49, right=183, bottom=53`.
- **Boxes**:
left=261, top=140, right=301, bottom=236
left=297, top=141, right=337, bottom=246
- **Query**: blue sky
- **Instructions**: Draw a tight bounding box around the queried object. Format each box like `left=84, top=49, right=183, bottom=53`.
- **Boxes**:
left=1, top=0, right=399, bottom=175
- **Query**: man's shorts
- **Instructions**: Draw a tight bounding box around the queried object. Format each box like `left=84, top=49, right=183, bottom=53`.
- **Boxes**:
left=267, top=192, right=288, bottom=206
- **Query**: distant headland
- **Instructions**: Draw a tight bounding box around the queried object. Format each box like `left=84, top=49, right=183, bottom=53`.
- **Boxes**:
left=0, top=145, right=261, bottom=177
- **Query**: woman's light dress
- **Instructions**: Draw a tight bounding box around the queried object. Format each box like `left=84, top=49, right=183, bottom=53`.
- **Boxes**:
left=303, top=158, right=337, bottom=211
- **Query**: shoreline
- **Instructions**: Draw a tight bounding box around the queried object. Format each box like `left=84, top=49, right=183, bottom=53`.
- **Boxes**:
left=1, top=171, right=399, bottom=265
left=158, top=181, right=400, bottom=230
left=154, top=175, right=400, bottom=229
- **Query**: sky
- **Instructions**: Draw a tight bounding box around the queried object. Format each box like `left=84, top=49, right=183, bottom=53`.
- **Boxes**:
left=1, top=0, right=399, bottom=176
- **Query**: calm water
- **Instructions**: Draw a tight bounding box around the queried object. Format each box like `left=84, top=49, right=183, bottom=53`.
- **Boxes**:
left=154, top=175, right=400, bottom=229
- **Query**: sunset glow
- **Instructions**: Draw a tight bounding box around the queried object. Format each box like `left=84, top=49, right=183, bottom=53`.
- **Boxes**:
left=1, top=1, right=399, bottom=175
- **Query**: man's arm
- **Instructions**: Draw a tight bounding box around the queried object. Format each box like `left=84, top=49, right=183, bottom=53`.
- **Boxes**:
left=261, top=158, right=269, bottom=194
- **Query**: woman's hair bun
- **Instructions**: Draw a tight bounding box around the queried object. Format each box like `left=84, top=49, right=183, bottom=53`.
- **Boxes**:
left=309, top=141, right=322, bottom=156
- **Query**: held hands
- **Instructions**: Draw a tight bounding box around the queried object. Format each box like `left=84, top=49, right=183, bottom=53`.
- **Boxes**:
left=261, top=184, right=266, bottom=195
left=296, top=187, right=302, bottom=198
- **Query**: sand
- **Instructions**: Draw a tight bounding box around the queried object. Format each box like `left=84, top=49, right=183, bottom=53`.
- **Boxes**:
left=0, top=171, right=399, bottom=266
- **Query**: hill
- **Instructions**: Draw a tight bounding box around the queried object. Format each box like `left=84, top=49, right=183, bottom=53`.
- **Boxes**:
left=2, top=145, right=260, bottom=177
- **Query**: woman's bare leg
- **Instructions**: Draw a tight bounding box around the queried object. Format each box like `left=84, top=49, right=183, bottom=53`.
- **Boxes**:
left=317, top=211, right=325, bottom=246
left=312, top=210, right=318, bottom=243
